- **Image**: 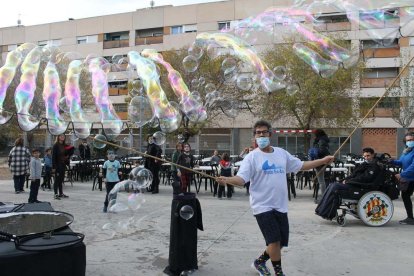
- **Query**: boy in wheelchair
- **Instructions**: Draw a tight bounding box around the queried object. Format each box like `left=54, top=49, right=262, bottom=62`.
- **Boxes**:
left=315, top=147, right=381, bottom=220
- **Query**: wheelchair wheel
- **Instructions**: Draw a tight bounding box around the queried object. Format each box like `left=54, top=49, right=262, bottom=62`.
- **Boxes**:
left=357, top=191, right=393, bottom=227
left=336, top=215, right=347, bottom=227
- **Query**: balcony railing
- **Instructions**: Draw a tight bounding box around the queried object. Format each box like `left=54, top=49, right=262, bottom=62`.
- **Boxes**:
left=362, top=47, right=400, bottom=58
left=109, top=88, right=129, bottom=96
left=360, top=77, right=400, bottom=88
left=103, top=39, right=130, bottom=49
left=135, top=36, right=163, bottom=45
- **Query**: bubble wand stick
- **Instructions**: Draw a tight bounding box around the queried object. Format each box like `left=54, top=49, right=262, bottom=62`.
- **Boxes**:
left=91, top=137, right=244, bottom=189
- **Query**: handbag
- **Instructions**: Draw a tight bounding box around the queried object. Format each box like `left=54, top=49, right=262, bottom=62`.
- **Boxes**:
left=397, top=179, right=410, bottom=192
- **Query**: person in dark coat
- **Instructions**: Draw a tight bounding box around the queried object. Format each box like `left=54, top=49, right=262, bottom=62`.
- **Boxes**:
left=52, top=134, right=73, bottom=200
left=313, top=129, right=330, bottom=201
left=177, top=143, right=195, bottom=193
left=315, top=147, right=381, bottom=220
left=78, top=139, right=91, bottom=160
left=144, top=135, right=162, bottom=194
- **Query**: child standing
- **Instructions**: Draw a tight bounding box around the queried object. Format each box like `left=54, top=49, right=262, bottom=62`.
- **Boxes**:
left=177, top=143, right=195, bottom=193
left=218, top=153, right=233, bottom=199
left=28, top=149, right=42, bottom=203
left=41, top=148, right=52, bottom=191
left=102, top=151, right=122, bottom=213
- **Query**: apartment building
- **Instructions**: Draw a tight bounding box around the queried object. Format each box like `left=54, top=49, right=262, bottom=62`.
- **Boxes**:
left=1, top=0, right=413, bottom=157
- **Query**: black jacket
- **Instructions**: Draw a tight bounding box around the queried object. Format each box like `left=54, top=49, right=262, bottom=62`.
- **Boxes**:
left=313, top=135, right=330, bottom=158
left=78, top=144, right=91, bottom=160
left=144, top=143, right=162, bottom=169
left=344, top=160, right=381, bottom=184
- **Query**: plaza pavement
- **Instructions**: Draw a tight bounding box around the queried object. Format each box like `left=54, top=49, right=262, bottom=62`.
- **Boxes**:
left=0, top=178, right=413, bottom=276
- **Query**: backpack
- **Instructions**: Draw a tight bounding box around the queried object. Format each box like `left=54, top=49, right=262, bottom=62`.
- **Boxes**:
left=308, top=147, right=319, bottom=160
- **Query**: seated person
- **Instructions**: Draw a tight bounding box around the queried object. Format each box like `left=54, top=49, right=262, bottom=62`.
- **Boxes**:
left=315, top=147, right=381, bottom=220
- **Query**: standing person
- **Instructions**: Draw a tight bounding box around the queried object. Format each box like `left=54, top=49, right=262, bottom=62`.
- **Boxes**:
left=210, top=150, right=221, bottom=165
left=41, top=148, right=53, bottom=191
left=8, top=137, right=31, bottom=194
left=78, top=139, right=91, bottom=160
left=52, top=134, right=69, bottom=200
left=312, top=129, right=330, bottom=202
left=144, top=135, right=162, bottom=194
left=171, top=142, right=183, bottom=195
left=390, top=132, right=414, bottom=225
left=28, top=149, right=42, bottom=203
left=177, top=143, right=195, bottom=193
left=239, top=147, right=250, bottom=159
left=217, top=120, right=334, bottom=276
left=244, top=146, right=255, bottom=196
left=218, top=153, right=233, bottom=199
left=101, top=151, right=122, bottom=213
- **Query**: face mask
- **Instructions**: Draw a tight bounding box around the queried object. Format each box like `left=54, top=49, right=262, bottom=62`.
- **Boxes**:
left=256, top=137, right=270, bottom=149
left=406, top=141, right=414, bottom=148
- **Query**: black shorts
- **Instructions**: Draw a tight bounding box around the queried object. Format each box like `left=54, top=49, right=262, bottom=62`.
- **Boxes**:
left=255, top=209, right=289, bottom=247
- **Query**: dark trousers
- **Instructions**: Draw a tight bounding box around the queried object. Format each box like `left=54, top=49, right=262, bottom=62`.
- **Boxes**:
left=218, top=184, right=232, bottom=198
left=149, top=166, right=160, bottom=192
left=104, top=182, right=118, bottom=207
left=28, top=179, right=40, bottom=203
left=54, top=167, right=65, bottom=195
left=180, top=173, right=192, bottom=193
left=315, top=182, right=351, bottom=220
left=402, top=182, right=414, bottom=219
left=171, top=171, right=181, bottom=194
left=13, top=174, right=26, bottom=192
left=42, top=167, right=52, bottom=189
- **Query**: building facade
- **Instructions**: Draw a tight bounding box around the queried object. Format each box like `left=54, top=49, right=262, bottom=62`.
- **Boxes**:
left=1, top=0, right=413, bottom=158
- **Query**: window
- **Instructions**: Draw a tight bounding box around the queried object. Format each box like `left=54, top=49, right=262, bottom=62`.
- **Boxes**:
left=171, top=24, right=197, bottom=35
left=76, top=35, right=98, bottom=44
left=104, top=32, right=129, bottom=41
left=218, top=21, right=231, bottom=30
left=136, top=27, right=163, bottom=38
left=171, top=26, right=183, bottom=34
left=7, top=44, right=17, bottom=51
left=112, top=104, right=128, bottom=112
left=316, top=13, right=349, bottom=23
left=363, top=68, right=398, bottom=78
left=38, top=40, right=48, bottom=47
left=359, top=8, right=399, bottom=29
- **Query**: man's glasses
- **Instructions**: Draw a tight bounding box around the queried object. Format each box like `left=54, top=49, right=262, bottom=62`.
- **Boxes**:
left=254, top=130, right=270, bottom=135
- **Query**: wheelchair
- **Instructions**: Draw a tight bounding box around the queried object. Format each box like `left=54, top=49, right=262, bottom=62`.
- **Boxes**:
left=335, top=153, right=400, bottom=227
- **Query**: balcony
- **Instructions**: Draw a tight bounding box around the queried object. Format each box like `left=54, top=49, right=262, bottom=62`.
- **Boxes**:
left=103, top=39, right=129, bottom=49
left=362, top=47, right=400, bottom=58
left=360, top=77, right=400, bottom=88
left=135, top=36, right=163, bottom=45
left=116, top=112, right=128, bottom=120
left=314, top=21, right=351, bottom=32
left=109, top=88, right=129, bottom=96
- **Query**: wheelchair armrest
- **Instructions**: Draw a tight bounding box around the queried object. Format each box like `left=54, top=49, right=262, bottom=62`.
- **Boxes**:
left=345, top=180, right=377, bottom=188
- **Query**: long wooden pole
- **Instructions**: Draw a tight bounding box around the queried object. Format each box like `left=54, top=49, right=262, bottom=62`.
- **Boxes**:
left=91, top=137, right=245, bottom=188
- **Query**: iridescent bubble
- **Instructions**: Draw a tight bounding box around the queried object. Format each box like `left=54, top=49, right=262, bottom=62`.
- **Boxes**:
left=286, top=83, right=299, bottom=96
left=191, top=78, right=200, bottom=89
left=148, top=117, right=160, bottom=128
left=182, top=55, right=199, bottom=73
left=204, top=83, right=216, bottom=94
left=180, top=205, right=194, bottom=220
left=236, top=75, right=253, bottom=91
left=222, top=58, right=238, bottom=74
left=135, top=168, right=153, bottom=189
left=191, top=91, right=201, bottom=102
left=132, top=79, right=143, bottom=93
left=93, top=134, right=107, bottom=149
left=0, top=109, right=13, bottom=124
left=58, top=97, right=69, bottom=113
left=223, top=70, right=237, bottom=84
left=206, top=43, right=219, bottom=59
left=198, top=77, right=206, bottom=86
left=153, top=131, right=166, bottom=146
left=177, top=134, right=186, bottom=143
left=108, top=180, right=142, bottom=213
left=112, top=54, right=124, bottom=64
left=188, top=42, right=204, bottom=60
left=127, top=192, right=146, bottom=211
left=128, top=96, right=154, bottom=128
left=273, top=66, right=287, bottom=81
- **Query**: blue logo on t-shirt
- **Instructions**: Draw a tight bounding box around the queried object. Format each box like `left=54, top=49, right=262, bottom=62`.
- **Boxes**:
left=262, top=160, right=284, bottom=174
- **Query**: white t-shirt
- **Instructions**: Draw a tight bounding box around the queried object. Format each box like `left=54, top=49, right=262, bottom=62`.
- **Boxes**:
left=237, top=147, right=303, bottom=215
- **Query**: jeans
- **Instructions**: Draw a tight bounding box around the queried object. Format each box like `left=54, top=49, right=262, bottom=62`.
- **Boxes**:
left=315, top=167, right=327, bottom=197
left=13, top=174, right=26, bottom=192
left=401, top=182, right=414, bottom=219
left=28, top=179, right=40, bottom=203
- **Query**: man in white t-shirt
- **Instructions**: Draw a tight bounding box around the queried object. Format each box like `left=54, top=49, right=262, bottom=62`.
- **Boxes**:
left=217, top=120, right=334, bottom=276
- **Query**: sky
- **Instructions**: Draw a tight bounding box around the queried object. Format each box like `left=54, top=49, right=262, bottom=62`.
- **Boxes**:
left=0, top=0, right=222, bottom=28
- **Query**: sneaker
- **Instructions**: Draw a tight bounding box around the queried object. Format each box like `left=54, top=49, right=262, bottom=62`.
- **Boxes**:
left=59, top=194, right=69, bottom=198
left=103, top=206, right=107, bottom=213
left=15, top=191, right=20, bottom=194
left=33, top=200, right=42, bottom=203
left=54, top=194, right=61, bottom=200
left=399, top=218, right=414, bottom=225
left=251, top=261, right=271, bottom=276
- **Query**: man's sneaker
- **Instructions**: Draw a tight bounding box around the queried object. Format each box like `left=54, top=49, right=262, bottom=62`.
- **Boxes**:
left=399, top=218, right=414, bottom=225
left=103, top=206, right=107, bottom=213
left=251, top=261, right=271, bottom=276
left=59, top=194, right=69, bottom=198
left=54, top=194, right=61, bottom=200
